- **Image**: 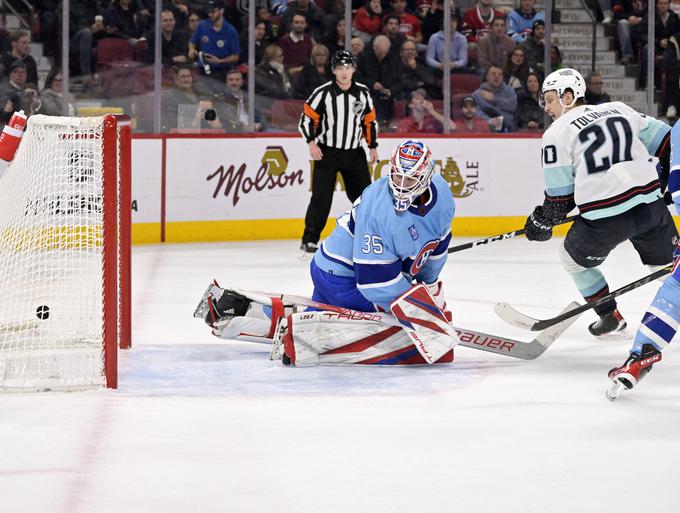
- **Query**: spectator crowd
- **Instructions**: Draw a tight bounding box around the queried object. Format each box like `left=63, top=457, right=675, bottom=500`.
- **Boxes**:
left=16, top=0, right=680, bottom=131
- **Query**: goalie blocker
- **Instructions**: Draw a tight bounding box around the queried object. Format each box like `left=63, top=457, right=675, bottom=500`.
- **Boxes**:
left=193, top=282, right=457, bottom=366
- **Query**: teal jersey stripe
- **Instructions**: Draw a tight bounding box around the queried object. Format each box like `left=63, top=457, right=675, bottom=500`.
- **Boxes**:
left=544, top=165, right=574, bottom=190
left=639, top=118, right=670, bottom=155
left=546, top=184, right=575, bottom=196
left=581, top=190, right=661, bottom=220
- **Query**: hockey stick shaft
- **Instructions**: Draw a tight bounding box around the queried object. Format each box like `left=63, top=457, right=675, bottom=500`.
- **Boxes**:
left=446, top=215, right=577, bottom=254
left=496, top=264, right=674, bottom=331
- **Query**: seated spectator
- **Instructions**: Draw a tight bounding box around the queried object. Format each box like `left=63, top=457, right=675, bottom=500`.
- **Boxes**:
left=69, top=6, right=107, bottom=80
left=639, top=0, right=680, bottom=87
left=425, top=14, right=468, bottom=73
left=390, top=0, right=423, bottom=44
left=321, top=0, right=345, bottom=27
left=322, top=17, right=346, bottom=57
left=165, top=0, right=191, bottom=31
left=39, top=68, right=76, bottom=116
left=188, top=0, right=240, bottom=82
left=0, top=31, right=38, bottom=85
left=397, top=88, right=455, bottom=133
left=351, top=37, right=366, bottom=56
left=295, top=44, right=332, bottom=99
left=217, top=68, right=256, bottom=131
left=189, top=97, right=225, bottom=131
left=255, top=7, right=281, bottom=41
left=455, top=95, right=491, bottom=132
left=503, top=46, right=531, bottom=90
left=477, top=16, right=516, bottom=76
left=236, top=0, right=273, bottom=19
left=585, top=71, right=612, bottom=104
left=239, top=21, right=270, bottom=66
left=551, top=44, right=564, bottom=69
left=356, top=34, right=402, bottom=123
left=382, top=14, right=408, bottom=57
left=145, top=9, right=187, bottom=66
left=353, top=0, right=383, bottom=44
left=398, top=40, right=438, bottom=99
left=278, top=13, right=315, bottom=75
left=615, top=0, right=648, bottom=64
left=507, top=0, right=544, bottom=43
left=471, top=64, right=517, bottom=131
left=514, top=71, right=543, bottom=130
left=462, top=0, right=504, bottom=43
left=255, top=44, right=293, bottom=99
left=422, top=0, right=463, bottom=42
left=0, top=61, right=27, bottom=98
left=162, top=64, right=209, bottom=131
left=185, top=11, right=201, bottom=45
left=281, top=0, right=325, bottom=40
left=104, top=0, right=141, bottom=40
left=521, top=19, right=545, bottom=71
left=21, top=83, right=42, bottom=116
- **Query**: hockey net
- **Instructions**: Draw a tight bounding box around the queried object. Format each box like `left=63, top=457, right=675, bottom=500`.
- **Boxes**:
left=0, top=114, right=131, bottom=391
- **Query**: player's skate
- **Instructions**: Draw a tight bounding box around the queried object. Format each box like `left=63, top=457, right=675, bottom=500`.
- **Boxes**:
left=588, top=308, right=628, bottom=338
left=193, top=282, right=251, bottom=328
left=299, top=242, right=318, bottom=260
left=606, top=344, right=662, bottom=400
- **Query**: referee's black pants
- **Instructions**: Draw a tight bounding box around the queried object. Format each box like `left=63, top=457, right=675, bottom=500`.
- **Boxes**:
left=302, top=145, right=372, bottom=245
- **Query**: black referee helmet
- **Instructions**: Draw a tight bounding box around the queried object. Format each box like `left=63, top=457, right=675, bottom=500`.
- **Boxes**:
left=331, top=50, right=356, bottom=69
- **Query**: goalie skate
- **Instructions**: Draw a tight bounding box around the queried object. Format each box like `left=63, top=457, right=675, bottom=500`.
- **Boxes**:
left=192, top=282, right=251, bottom=327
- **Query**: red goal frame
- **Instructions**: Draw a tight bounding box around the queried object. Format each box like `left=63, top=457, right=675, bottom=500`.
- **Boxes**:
left=103, top=114, right=132, bottom=389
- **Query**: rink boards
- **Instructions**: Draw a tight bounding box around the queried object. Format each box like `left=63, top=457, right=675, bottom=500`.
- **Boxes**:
left=127, top=133, right=656, bottom=244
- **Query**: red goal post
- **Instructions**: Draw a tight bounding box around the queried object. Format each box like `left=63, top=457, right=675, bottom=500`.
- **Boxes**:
left=0, top=114, right=131, bottom=391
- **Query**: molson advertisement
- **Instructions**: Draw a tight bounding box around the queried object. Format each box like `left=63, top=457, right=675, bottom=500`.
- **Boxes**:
left=132, top=136, right=547, bottom=243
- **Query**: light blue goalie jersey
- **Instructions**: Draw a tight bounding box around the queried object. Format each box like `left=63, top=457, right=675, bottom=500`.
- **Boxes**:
left=312, top=175, right=455, bottom=311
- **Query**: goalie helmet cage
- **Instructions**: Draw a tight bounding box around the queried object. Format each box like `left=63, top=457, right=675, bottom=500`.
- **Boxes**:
left=0, top=114, right=131, bottom=391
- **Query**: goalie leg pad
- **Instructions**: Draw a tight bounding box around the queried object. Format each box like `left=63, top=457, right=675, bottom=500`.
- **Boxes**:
left=281, top=310, right=454, bottom=367
left=390, top=284, right=459, bottom=364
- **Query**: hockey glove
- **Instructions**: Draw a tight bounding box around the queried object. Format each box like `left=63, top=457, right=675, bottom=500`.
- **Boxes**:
left=524, top=206, right=553, bottom=241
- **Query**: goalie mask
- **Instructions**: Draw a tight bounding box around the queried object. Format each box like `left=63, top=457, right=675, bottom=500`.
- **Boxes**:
left=539, top=68, right=586, bottom=109
left=388, top=140, right=435, bottom=211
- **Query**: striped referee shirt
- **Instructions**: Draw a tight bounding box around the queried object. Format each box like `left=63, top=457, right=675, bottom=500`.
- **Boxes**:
left=298, top=80, right=378, bottom=150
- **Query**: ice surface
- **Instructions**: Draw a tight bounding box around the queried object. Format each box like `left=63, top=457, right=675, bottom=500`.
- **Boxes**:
left=2, top=237, right=679, bottom=513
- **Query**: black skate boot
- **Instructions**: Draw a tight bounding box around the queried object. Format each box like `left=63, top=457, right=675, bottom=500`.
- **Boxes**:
left=193, top=282, right=251, bottom=327
left=299, top=242, right=318, bottom=260
left=606, top=344, right=662, bottom=400
left=588, top=308, right=627, bottom=337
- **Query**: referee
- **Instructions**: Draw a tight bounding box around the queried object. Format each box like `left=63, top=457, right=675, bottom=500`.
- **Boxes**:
left=298, top=50, right=378, bottom=256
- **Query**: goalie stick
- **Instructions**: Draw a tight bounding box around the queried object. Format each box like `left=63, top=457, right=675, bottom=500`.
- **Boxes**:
left=446, top=215, right=577, bottom=254
left=231, top=288, right=581, bottom=360
left=495, top=264, right=674, bottom=331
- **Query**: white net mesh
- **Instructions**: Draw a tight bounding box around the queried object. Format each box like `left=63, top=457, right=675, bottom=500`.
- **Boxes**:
left=0, top=115, right=115, bottom=390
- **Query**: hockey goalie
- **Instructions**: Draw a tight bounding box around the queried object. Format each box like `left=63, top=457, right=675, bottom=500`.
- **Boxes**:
left=194, top=140, right=459, bottom=366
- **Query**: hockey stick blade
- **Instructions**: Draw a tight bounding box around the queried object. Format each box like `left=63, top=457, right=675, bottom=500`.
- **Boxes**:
left=495, top=265, right=673, bottom=331
left=447, top=215, right=576, bottom=254
left=232, top=288, right=578, bottom=360
left=456, top=301, right=581, bottom=360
